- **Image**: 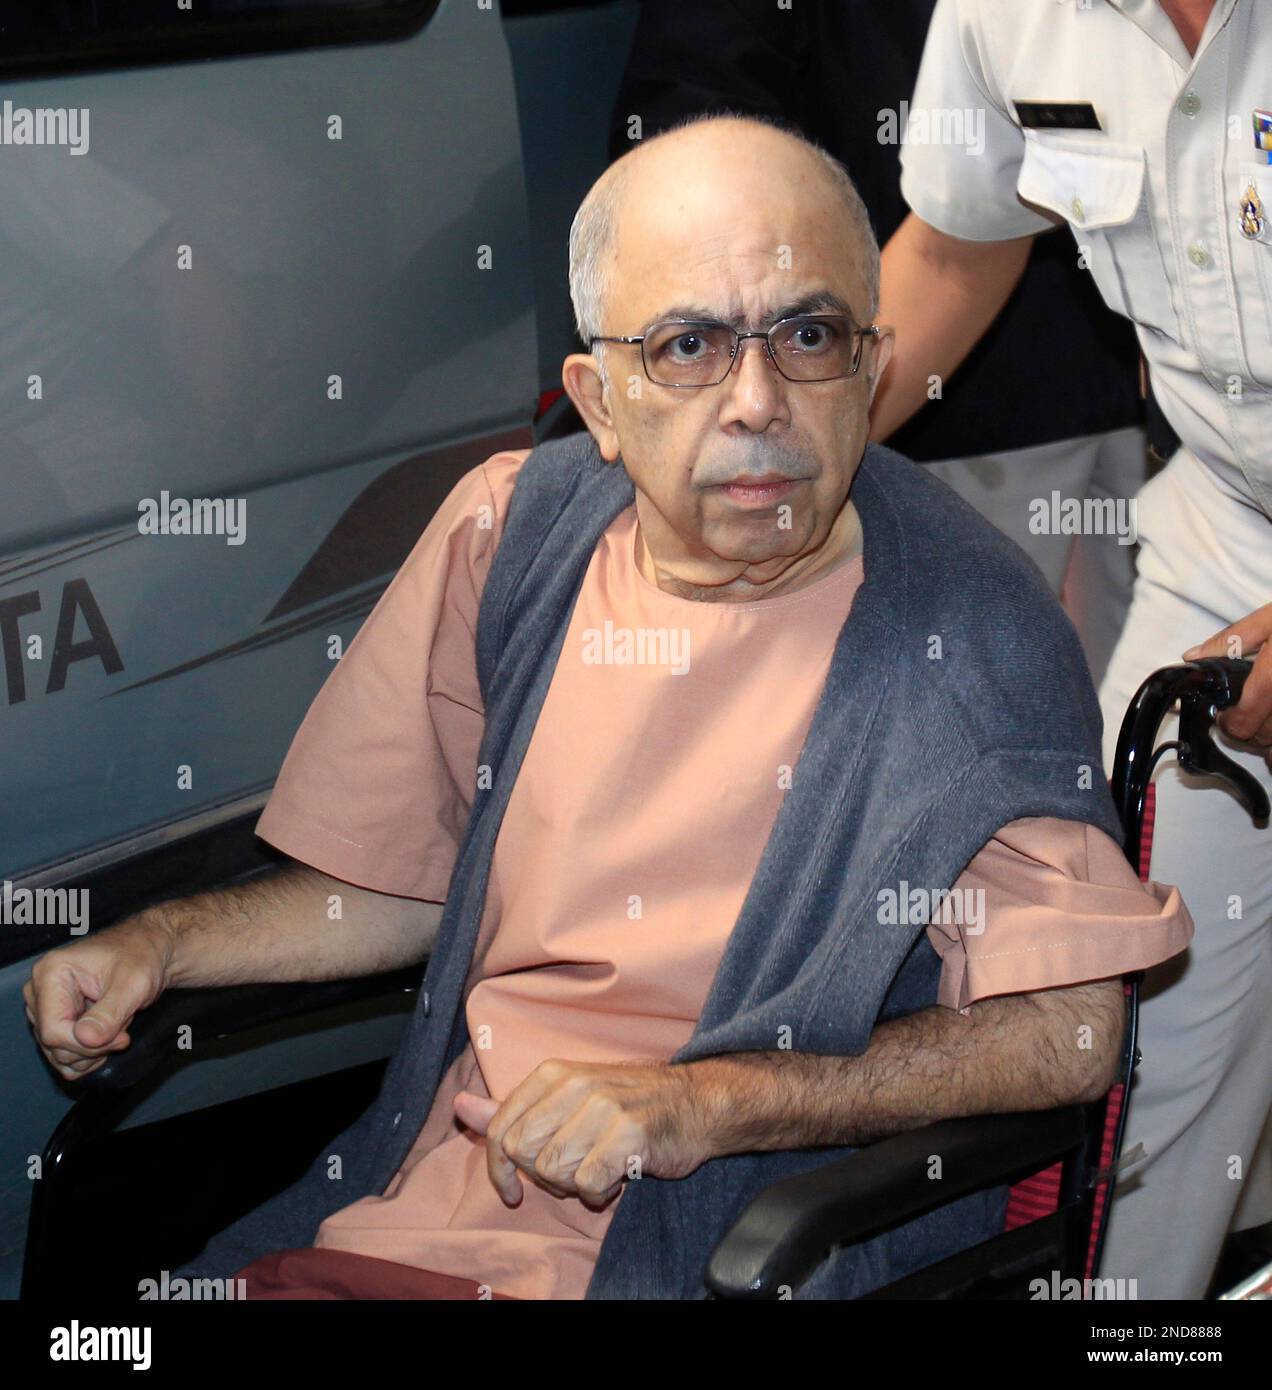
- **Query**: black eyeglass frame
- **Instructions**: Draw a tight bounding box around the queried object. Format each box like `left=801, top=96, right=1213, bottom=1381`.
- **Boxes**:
left=589, top=314, right=881, bottom=387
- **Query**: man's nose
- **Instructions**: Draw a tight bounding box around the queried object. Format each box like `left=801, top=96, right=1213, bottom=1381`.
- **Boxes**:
left=722, top=334, right=786, bottom=416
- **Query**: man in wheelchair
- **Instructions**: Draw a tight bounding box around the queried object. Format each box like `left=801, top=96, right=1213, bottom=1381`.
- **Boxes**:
left=24, top=115, right=1193, bottom=1300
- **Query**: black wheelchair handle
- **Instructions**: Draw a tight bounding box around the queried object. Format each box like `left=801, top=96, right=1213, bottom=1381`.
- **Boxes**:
left=1111, top=658, right=1269, bottom=874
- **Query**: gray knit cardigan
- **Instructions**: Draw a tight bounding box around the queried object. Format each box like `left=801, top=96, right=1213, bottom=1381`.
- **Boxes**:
left=176, top=431, right=1123, bottom=1298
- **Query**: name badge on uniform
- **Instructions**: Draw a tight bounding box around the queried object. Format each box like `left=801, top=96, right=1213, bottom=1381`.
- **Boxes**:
left=1013, top=100, right=1103, bottom=131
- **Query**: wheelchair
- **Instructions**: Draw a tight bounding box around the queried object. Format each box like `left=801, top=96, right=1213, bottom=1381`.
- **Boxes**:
left=21, top=659, right=1268, bottom=1300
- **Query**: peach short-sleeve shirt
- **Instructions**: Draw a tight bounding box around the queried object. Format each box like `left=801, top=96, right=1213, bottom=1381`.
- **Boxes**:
left=255, top=450, right=1193, bottom=1300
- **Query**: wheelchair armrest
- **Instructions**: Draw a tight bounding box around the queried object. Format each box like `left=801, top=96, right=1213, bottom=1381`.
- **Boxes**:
left=71, top=966, right=424, bottom=1095
left=705, top=1104, right=1086, bottom=1298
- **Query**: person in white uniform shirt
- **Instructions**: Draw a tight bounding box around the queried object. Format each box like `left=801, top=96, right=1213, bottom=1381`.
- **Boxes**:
left=870, top=0, right=1272, bottom=1299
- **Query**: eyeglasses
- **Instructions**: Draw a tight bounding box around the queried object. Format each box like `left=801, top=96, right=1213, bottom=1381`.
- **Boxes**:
left=589, top=314, right=880, bottom=387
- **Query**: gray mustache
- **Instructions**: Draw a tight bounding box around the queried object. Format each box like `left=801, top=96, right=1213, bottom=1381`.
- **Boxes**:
left=699, top=465, right=815, bottom=486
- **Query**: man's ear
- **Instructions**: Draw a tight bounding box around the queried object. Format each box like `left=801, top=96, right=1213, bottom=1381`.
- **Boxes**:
left=562, top=353, right=621, bottom=462
left=865, top=327, right=896, bottom=407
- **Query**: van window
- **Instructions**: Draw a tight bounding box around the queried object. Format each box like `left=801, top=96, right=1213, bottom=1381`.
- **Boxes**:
left=0, top=1, right=439, bottom=77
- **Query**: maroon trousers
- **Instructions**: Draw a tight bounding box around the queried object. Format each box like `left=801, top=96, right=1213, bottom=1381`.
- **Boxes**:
left=235, top=1247, right=520, bottom=1300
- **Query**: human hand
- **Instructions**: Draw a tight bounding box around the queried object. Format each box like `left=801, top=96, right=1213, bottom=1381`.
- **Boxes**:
left=23, top=916, right=173, bottom=1082
left=453, top=1058, right=711, bottom=1208
left=1182, top=601, right=1272, bottom=749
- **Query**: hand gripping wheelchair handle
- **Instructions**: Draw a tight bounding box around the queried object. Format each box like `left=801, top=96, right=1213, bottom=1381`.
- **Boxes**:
left=1176, top=660, right=1271, bottom=819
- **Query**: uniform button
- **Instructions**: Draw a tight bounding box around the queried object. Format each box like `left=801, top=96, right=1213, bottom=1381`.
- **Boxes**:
left=1188, top=242, right=1210, bottom=268
left=392, top=1111, right=402, bottom=1128
left=422, top=990, right=430, bottom=1017
left=1071, top=196, right=1085, bottom=220
left=1179, top=91, right=1202, bottom=117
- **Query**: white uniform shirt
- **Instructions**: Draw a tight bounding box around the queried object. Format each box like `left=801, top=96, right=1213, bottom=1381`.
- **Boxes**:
left=898, top=0, right=1272, bottom=536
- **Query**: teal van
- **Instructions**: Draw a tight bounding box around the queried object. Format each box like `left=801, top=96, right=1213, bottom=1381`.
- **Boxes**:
left=0, top=0, right=639, bottom=1299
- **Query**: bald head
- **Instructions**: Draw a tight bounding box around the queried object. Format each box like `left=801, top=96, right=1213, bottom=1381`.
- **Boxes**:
left=557, top=112, right=896, bottom=604
left=568, top=113, right=880, bottom=386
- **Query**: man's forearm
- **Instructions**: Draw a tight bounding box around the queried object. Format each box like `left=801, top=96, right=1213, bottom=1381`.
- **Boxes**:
left=868, top=212, right=1034, bottom=443
left=685, top=981, right=1126, bottom=1158
left=133, top=860, right=441, bottom=990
